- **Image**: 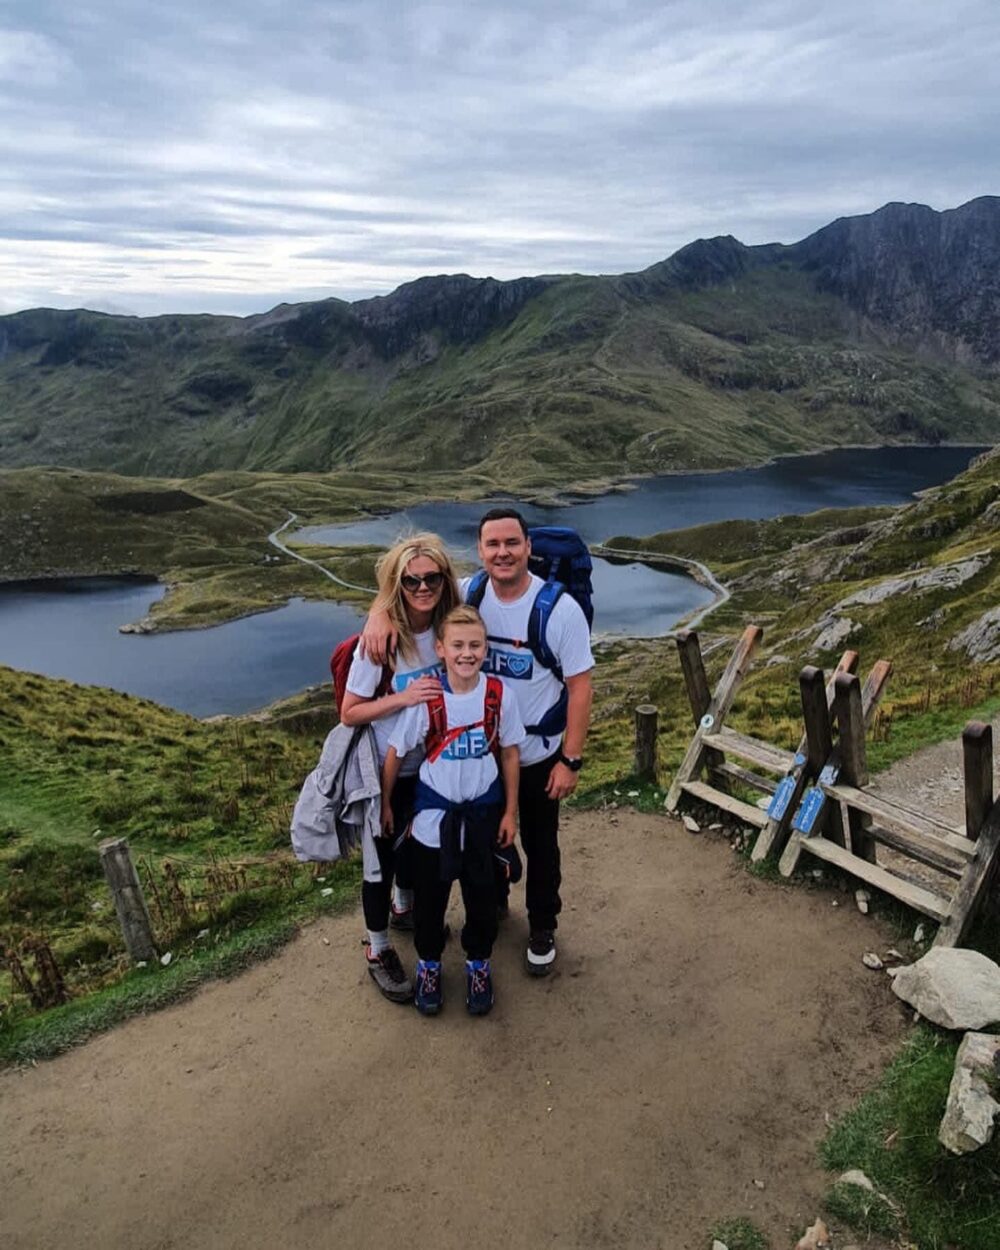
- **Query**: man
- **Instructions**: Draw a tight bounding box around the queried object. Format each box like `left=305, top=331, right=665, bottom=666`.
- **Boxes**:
left=361, top=507, right=594, bottom=976
left=467, top=508, right=594, bottom=974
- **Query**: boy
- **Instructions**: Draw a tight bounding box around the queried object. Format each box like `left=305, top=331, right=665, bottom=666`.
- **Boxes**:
left=382, top=605, right=525, bottom=1016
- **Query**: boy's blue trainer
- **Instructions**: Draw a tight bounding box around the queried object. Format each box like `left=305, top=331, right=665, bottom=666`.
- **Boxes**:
left=465, top=959, right=495, bottom=1016
left=414, top=959, right=442, bottom=1015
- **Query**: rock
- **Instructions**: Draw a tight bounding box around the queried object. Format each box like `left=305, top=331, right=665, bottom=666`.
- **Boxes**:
left=855, top=889, right=871, bottom=914
left=160, top=952, right=173, bottom=966
left=320, top=887, right=334, bottom=897
left=838, top=1168, right=875, bottom=1191
left=948, top=605, right=1000, bottom=663
left=837, top=553, right=991, bottom=608
left=892, top=948, right=1000, bottom=1029
left=766, top=653, right=791, bottom=666
left=682, top=814, right=700, bottom=833
left=709, top=822, right=722, bottom=830
left=712, top=1241, right=728, bottom=1250
left=627, top=790, right=639, bottom=798
left=811, top=869, right=824, bottom=880
left=914, top=923, right=926, bottom=943
left=939, top=1031, right=1000, bottom=1154
left=812, top=617, right=859, bottom=652
left=794, top=1218, right=830, bottom=1250
left=863, top=952, right=884, bottom=970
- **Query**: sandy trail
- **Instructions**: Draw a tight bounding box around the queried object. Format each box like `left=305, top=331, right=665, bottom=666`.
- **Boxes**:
left=3, top=809, right=906, bottom=1250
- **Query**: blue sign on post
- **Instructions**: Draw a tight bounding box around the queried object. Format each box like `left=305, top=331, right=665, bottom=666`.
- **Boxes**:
left=767, top=774, right=797, bottom=822
left=793, top=786, right=826, bottom=836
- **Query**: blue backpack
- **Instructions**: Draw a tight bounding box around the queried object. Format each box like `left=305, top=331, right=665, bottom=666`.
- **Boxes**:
left=465, top=525, right=594, bottom=683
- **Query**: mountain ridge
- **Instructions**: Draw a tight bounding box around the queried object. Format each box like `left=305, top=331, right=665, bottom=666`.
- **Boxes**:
left=2, top=197, right=999, bottom=479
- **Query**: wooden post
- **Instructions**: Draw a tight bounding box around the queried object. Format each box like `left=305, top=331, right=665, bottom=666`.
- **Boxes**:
left=835, top=672, right=876, bottom=864
left=934, top=799, right=1000, bottom=948
left=963, top=721, right=994, bottom=841
left=801, top=666, right=835, bottom=771
left=634, top=704, right=659, bottom=782
left=751, top=651, right=858, bottom=863
left=676, top=631, right=726, bottom=778
left=100, top=838, right=157, bottom=963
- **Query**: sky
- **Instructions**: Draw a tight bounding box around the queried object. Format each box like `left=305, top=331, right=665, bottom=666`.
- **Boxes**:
left=1, top=0, right=998, bottom=318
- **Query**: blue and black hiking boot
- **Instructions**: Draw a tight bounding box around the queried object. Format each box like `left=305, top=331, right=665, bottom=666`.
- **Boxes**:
left=414, top=959, right=442, bottom=1015
left=465, top=958, right=495, bottom=1015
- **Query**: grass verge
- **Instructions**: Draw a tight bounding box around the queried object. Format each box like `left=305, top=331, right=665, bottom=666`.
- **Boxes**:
left=820, top=1026, right=1000, bottom=1250
left=0, top=859, right=359, bottom=1066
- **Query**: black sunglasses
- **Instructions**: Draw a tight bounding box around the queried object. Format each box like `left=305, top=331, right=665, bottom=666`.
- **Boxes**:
left=401, top=571, right=445, bottom=592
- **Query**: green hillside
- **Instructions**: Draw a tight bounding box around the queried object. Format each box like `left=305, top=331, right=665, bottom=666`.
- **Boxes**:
left=5, top=203, right=1000, bottom=482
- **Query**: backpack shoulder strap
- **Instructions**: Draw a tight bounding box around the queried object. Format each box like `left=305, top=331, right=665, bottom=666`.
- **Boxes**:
left=424, top=690, right=448, bottom=762
left=527, top=581, right=565, bottom=680
left=465, top=569, right=489, bottom=608
left=484, top=675, right=503, bottom=760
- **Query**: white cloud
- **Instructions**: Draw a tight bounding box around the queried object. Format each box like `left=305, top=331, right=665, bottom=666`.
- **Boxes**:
left=1, top=0, right=998, bottom=315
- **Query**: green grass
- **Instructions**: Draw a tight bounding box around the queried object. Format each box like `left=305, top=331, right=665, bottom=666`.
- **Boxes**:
left=707, top=1216, right=770, bottom=1250
left=821, top=1027, right=1000, bottom=1250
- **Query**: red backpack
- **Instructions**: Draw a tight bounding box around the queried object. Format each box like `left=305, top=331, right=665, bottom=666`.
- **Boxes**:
left=330, top=634, right=392, bottom=714
left=424, top=676, right=503, bottom=763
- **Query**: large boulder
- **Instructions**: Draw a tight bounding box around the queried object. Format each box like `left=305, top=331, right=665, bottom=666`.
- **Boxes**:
left=939, top=1032, right=1000, bottom=1154
left=891, top=947, right=1000, bottom=1029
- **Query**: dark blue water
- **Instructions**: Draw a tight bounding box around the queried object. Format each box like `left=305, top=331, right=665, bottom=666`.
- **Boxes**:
left=0, top=445, right=988, bottom=715
left=298, top=445, right=987, bottom=550
left=0, top=578, right=363, bottom=718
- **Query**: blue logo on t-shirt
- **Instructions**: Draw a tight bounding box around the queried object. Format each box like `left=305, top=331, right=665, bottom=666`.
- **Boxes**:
left=440, top=728, right=490, bottom=760
left=483, top=649, right=533, bottom=681
left=393, top=663, right=443, bottom=693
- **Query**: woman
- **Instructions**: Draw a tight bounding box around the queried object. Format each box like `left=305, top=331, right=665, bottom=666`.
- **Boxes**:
left=340, top=532, right=460, bottom=1003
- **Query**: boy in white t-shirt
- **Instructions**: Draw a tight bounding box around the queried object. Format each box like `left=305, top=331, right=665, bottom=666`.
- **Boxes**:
left=382, top=605, right=525, bottom=1016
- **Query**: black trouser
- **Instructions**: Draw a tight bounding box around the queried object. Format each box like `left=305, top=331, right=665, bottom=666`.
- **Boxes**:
left=362, top=775, right=416, bottom=932
left=412, top=839, right=498, bottom=962
left=518, top=752, right=562, bottom=932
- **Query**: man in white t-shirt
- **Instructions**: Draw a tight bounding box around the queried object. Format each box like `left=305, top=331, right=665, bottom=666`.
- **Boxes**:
left=471, top=508, right=594, bottom=975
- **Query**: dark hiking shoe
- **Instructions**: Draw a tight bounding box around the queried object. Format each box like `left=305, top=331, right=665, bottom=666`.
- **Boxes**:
left=466, top=959, right=495, bottom=1015
left=414, top=959, right=443, bottom=1015
left=366, top=946, right=413, bottom=1003
left=526, top=929, right=556, bottom=976
left=389, top=902, right=414, bottom=931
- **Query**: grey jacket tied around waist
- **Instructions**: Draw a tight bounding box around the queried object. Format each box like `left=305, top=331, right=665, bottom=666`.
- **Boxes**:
left=290, top=724, right=383, bottom=876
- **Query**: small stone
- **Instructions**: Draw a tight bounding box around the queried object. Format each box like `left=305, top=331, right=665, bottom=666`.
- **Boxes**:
left=831, top=900, right=839, bottom=908
left=811, top=869, right=824, bottom=880
left=196, top=928, right=209, bottom=939
left=914, top=923, right=926, bottom=943
left=863, top=952, right=884, bottom=970
left=712, top=1241, right=729, bottom=1250
left=709, top=822, right=722, bottom=830
left=682, top=815, right=700, bottom=833
left=320, top=887, right=334, bottom=897
left=886, top=948, right=903, bottom=960
left=136, top=961, right=148, bottom=968
left=90, top=901, right=103, bottom=912
left=321, top=937, right=330, bottom=946
left=160, top=952, right=173, bottom=966
left=838, top=1169, right=875, bottom=1191
left=855, top=889, right=870, bottom=915
left=795, top=1218, right=830, bottom=1250
left=316, top=876, right=326, bottom=882
left=627, top=790, right=639, bottom=798
left=752, top=1178, right=765, bottom=1189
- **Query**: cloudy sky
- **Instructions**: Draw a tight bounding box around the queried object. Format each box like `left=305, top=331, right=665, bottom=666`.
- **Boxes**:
left=2, top=0, right=998, bottom=317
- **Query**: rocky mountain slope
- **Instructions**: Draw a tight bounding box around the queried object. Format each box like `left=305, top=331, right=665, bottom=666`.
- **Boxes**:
left=2, top=199, right=1000, bottom=481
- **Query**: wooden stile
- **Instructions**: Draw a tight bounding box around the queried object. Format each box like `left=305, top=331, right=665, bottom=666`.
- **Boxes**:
left=665, top=625, right=763, bottom=813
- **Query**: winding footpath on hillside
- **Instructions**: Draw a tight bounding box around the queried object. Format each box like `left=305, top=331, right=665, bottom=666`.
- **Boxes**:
left=267, top=513, right=375, bottom=595
left=3, top=808, right=906, bottom=1250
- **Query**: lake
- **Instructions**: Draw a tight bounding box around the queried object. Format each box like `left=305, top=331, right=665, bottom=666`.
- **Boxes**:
left=0, top=445, right=988, bottom=715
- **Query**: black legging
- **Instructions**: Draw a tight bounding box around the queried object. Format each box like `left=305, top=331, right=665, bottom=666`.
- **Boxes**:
left=361, top=775, right=416, bottom=932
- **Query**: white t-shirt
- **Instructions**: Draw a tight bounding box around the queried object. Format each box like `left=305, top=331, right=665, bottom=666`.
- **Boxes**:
left=460, top=573, right=594, bottom=767
left=388, top=674, right=526, bottom=848
left=345, top=628, right=442, bottom=775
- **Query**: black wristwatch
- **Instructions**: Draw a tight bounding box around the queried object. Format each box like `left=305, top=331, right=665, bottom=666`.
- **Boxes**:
left=558, top=752, right=583, bottom=772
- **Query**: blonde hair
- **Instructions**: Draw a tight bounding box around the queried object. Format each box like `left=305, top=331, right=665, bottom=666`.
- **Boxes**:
left=435, top=604, right=487, bottom=641
left=372, top=532, right=460, bottom=664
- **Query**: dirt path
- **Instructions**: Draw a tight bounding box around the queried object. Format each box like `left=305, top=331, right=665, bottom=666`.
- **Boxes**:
left=3, top=810, right=906, bottom=1250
